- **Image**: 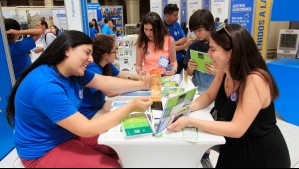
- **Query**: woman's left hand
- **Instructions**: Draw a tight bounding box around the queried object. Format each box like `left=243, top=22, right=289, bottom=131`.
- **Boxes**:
left=205, top=63, right=217, bottom=75
left=167, top=116, right=190, bottom=132
left=165, top=69, right=176, bottom=76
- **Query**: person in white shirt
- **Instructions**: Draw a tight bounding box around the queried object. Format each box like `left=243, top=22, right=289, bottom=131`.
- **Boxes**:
left=34, top=20, right=56, bottom=53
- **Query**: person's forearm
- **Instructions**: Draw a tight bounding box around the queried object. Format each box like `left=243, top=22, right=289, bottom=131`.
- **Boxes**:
left=175, top=37, right=187, bottom=46
left=135, top=65, right=143, bottom=74
left=189, top=119, right=244, bottom=138
left=186, top=66, right=195, bottom=76
left=90, top=102, right=135, bottom=134
left=176, top=45, right=187, bottom=51
left=190, top=92, right=214, bottom=111
left=118, top=71, right=141, bottom=81
left=16, top=29, right=43, bottom=36
left=88, top=74, right=148, bottom=97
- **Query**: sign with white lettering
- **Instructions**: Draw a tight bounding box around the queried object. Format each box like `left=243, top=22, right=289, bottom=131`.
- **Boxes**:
left=150, top=0, right=163, bottom=18
left=211, top=0, right=229, bottom=23
left=187, top=0, right=202, bottom=26
left=230, top=0, right=254, bottom=33
left=64, top=0, right=89, bottom=35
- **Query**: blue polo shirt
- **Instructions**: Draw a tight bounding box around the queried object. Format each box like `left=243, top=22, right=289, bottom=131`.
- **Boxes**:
left=9, top=36, right=35, bottom=79
left=183, top=40, right=215, bottom=94
left=14, top=64, right=95, bottom=160
left=166, top=21, right=186, bottom=61
left=101, top=24, right=114, bottom=35
left=79, top=63, right=120, bottom=118
left=89, top=27, right=98, bottom=39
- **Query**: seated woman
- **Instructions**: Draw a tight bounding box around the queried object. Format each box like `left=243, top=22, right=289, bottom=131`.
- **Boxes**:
left=80, top=35, right=142, bottom=118
left=135, top=12, right=178, bottom=76
left=6, top=30, right=152, bottom=168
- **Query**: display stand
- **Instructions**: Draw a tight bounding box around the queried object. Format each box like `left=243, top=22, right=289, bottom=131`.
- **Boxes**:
left=115, top=36, right=138, bottom=72
left=101, top=6, right=124, bottom=37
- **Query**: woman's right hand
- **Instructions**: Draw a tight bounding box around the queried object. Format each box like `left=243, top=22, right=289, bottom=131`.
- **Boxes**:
left=130, top=97, right=153, bottom=112
left=188, top=59, right=198, bottom=71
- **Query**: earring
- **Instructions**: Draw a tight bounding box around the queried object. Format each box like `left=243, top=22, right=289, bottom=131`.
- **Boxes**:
left=226, top=58, right=230, bottom=63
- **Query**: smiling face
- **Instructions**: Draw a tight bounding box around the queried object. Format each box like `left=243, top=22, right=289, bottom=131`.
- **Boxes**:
left=64, top=44, right=93, bottom=76
left=207, top=38, right=231, bottom=72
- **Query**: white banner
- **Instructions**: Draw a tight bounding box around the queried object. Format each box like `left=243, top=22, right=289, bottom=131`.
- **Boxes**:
left=65, top=0, right=83, bottom=32
left=150, top=0, right=163, bottom=18
left=211, top=0, right=229, bottom=23
left=187, top=0, right=202, bottom=26
left=52, top=8, right=68, bottom=30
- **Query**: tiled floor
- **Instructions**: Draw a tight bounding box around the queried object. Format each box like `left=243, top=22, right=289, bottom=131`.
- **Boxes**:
left=209, top=118, right=299, bottom=168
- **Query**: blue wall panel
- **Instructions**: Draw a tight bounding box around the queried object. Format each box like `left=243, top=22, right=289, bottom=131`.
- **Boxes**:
left=272, top=0, right=299, bottom=21
left=0, top=27, right=14, bottom=160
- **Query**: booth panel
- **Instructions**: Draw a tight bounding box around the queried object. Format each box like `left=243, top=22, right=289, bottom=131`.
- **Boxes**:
left=267, top=58, right=299, bottom=126
left=0, top=28, right=14, bottom=160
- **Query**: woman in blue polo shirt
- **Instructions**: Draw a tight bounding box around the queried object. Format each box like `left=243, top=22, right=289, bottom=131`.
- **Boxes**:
left=6, top=30, right=152, bottom=168
left=5, top=18, right=43, bottom=80
left=80, top=35, right=141, bottom=118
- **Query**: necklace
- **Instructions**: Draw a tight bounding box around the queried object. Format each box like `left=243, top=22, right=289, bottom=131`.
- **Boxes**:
left=226, top=76, right=238, bottom=102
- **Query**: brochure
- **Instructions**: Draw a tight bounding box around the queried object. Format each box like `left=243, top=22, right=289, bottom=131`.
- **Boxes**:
left=150, top=87, right=198, bottom=135
left=122, top=112, right=153, bottom=137
left=162, top=87, right=185, bottom=97
left=190, top=50, right=213, bottom=73
left=161, top=69, right=189, bottom=88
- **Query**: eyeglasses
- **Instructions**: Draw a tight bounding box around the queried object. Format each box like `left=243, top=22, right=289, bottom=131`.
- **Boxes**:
left=216, top=23, right=231, bottom=37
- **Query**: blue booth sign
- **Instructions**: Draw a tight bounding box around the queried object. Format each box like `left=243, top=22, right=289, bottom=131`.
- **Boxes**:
left=230, top=0, right=255, bottom=34
left=0, top=12, right=15, bottom=160
left=87, top=2, right=102, bottom=22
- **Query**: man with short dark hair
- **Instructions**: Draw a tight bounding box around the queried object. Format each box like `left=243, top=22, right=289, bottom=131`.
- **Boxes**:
left=164, top=4, right=190, bottom=74
left=101, top=18, right=115, bottom=36
left=183, top=9, right=217, bottom=167
left=34, top=20, right=56, bottom=53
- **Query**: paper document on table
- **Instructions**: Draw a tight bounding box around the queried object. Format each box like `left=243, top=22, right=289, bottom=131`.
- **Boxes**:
left=158, top=127, right=200, bottom=143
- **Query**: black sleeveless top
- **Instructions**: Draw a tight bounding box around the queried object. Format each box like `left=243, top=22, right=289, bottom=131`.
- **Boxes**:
left=214, top=75, right=291, bottom=168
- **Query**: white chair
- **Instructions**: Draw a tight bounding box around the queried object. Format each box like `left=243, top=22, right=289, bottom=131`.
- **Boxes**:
left=13, top=158, right=24, bottom=168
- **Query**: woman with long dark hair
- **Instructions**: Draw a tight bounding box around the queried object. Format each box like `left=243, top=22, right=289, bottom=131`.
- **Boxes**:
left=6, top=30, right=152, bottom=168
left=136, top=12, right=177, bottom=76
left=80, top=35, right=142, bottom=118
left=168, top=24, right=291, bottom=167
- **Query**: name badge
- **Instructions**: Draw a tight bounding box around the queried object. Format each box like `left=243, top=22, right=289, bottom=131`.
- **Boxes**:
left=158, top=56, right=169, bottom=68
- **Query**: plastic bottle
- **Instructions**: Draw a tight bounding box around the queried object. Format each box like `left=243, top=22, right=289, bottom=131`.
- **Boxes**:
left=150, top=69, right=162, bottom=102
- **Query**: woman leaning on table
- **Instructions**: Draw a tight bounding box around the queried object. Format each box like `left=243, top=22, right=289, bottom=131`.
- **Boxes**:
left=168, top=24, right=291, bottom=168
left=6, top=30, right=152, bottom=168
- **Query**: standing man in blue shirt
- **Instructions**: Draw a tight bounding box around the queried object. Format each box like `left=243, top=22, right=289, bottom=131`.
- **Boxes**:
left=164, top=4, right=190, bottom=74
